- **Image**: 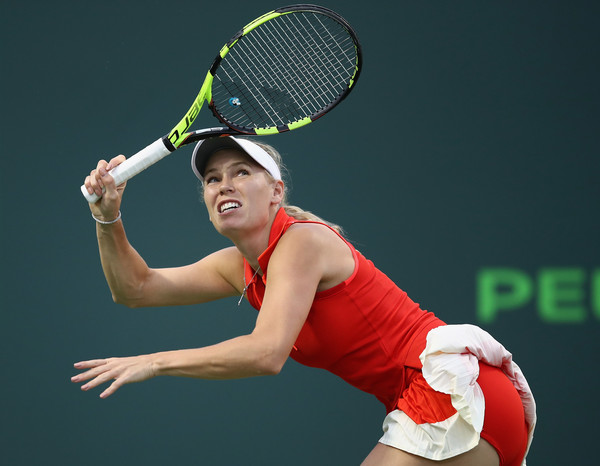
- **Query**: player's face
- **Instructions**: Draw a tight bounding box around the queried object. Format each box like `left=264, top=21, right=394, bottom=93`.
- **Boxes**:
left=202, top=149, right=281, bottom=237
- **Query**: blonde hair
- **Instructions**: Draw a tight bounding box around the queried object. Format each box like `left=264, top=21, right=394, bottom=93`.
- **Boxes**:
left=253, top=141, right=345, bottom=235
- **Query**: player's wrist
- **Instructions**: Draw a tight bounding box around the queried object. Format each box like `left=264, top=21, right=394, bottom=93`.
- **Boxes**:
left=92, top=210, right=122, bottom=225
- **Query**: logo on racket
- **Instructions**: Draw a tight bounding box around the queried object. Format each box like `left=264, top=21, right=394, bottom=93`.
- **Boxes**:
left=229, top=97, right=241, bottom=107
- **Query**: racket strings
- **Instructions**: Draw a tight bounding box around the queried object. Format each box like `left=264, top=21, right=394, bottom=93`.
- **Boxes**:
left=265, top=18, right=343, bottom=112
left=284, top=14, right=356, bottom=102
left=212, top=11, right=358, bottom=130
left=249, top=14, right=355, bottom=116
left=224, top=28, right=296, bottom=124
left=238, top=22, right=324, bottom=121
left=217, top=25, right=319, bottom=125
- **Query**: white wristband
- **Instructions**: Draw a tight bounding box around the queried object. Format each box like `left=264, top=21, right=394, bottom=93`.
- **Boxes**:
left=92, top=210, right=122, bottom=225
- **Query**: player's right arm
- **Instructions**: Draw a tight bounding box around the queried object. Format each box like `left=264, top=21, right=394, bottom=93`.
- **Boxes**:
left=85, top=156, right=242, bottom=308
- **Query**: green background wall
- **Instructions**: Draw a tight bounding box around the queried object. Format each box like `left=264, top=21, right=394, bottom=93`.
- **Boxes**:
left=2, top=0, right=598, bottom=464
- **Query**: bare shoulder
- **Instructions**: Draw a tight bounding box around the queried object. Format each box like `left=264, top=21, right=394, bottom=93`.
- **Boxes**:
left=271, top=222, right=354, bottom=291
left=283, top=222, right=344, bottom=247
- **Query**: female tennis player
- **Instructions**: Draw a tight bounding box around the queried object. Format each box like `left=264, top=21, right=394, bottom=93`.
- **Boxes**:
left=74, top=136, right=536, bottom=465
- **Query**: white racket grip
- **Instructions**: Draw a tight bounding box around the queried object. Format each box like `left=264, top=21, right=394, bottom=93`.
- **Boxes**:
left=81, top=138, right=173, bottom=203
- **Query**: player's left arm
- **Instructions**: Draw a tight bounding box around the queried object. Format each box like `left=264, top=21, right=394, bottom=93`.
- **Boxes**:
left=71, top=224, right=329, bottom=397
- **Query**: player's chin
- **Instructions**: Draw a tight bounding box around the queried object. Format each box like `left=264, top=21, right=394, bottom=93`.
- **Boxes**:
left=211, top=209, right=245, bottom=231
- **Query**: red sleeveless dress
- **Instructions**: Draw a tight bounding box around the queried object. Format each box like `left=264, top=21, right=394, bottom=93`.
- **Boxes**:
left=243, top=208, right=444, bottom=412
left=242, top=209, right=533, bottom=465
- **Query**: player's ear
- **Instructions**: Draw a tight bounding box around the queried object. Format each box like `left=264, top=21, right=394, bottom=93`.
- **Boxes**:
left=272, top=180, right=284, bottom=204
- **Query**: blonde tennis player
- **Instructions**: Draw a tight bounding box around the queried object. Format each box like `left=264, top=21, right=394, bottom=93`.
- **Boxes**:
left=74, top=137, right=535, bottom=465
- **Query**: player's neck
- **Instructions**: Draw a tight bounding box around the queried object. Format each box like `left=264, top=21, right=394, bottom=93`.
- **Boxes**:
left=228, top=207, right=279, bottom=270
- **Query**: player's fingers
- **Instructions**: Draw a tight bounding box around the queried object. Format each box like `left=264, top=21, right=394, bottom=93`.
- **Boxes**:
left=86, top=171, right=103, bottom=197
left=104, top=156, right=128, bottom=195
left=87, top=161, right=109, bottom=197
left=106, top=154, right=126, bottom=171
left=78, top=369, right=118, bottom=392
left=99, top=379, right=123, bottom=399
left=74, top=359, right=108, bottom=370
left=71, top=361, right=110, bottom=383
left=99, top=166, right=121, bottom=201
left=84, top=175, right=95, bottom=195
left=72, top=359, right=122, bottom=388
left=95, top=159, right=109, bottom=171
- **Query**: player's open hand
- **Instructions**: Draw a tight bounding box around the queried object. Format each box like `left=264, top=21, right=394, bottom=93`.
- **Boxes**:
left=71, top=354, right=156, bottom=399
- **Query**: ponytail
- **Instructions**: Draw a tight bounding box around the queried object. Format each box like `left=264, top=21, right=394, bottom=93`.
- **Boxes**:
left=282, top=205, right=344, bottom=235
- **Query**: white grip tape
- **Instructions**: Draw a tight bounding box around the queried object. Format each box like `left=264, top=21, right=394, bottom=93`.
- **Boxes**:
left=81, top=138, right=172, bottom=203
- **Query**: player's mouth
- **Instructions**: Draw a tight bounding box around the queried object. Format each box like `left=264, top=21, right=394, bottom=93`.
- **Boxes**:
left=218, top=201, right=242, bottom=214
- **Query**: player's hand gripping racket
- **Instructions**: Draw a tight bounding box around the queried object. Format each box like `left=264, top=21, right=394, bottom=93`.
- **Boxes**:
left=81, top=4, right=362, bottom=203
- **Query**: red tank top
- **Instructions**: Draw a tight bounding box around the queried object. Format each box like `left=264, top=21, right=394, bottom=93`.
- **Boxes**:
left=244, top=209, right=445, bottom=412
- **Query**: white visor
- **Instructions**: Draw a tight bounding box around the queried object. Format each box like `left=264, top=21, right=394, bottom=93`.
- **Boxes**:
left=191, top=136, right=281, bottom=181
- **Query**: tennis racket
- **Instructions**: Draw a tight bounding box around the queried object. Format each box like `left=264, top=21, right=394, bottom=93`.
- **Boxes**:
left=81, top=3, right=362, bottom=203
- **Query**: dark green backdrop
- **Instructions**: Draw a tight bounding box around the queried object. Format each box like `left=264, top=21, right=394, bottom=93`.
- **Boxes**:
left=2, top=0, right=598, bottom=464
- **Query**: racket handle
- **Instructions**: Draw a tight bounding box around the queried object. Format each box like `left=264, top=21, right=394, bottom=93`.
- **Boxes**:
left=80, top=138, right=173, bottom=203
